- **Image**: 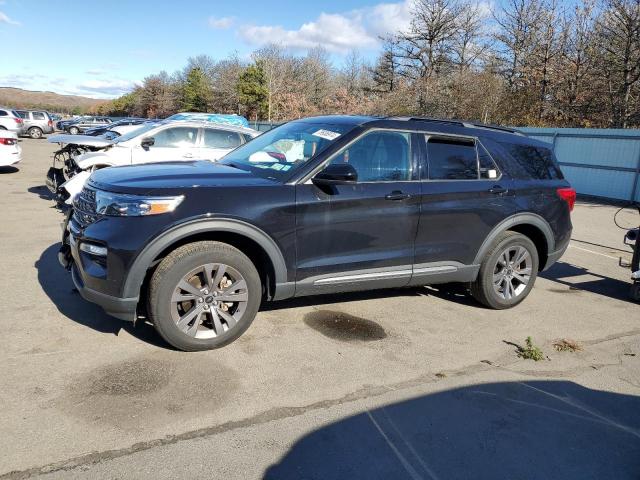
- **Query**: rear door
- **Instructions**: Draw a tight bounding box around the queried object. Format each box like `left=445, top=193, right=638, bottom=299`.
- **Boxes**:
left=130, top=126, right=199, bottom=164
left=295, top=129, right=421, bottom=294
left=412, top=134, right=515, bottom=282
left=199, top=128, right=244, bottom=161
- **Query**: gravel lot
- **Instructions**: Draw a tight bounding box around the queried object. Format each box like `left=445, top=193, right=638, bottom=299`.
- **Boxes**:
left=1, top=138, right=639, bottom=479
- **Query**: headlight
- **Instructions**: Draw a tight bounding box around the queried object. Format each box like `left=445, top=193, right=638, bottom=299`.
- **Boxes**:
left=95, top=191, right=184, bottom=216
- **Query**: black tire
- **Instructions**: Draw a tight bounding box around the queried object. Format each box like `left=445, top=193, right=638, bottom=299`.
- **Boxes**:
left=630, top=282, right=640, bottom=302
left=69, top=126, right=79, bottom=135
left=0, top=126, right=6, bottom=130
left=29, top=127, right=43, bottom=139
left=148, top=241, right=261, bottom=351
left=471, top=231, right=539, bottom=309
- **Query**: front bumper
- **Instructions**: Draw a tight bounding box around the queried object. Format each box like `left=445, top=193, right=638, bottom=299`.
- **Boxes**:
left=70, top=263, right=137, bottom=321
left=60, top=214, right=139, bottom=322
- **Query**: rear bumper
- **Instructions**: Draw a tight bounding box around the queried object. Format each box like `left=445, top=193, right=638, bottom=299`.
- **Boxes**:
left=543, top=234, right=571, bottom=271
left=71, top=263, right=138, bottom=321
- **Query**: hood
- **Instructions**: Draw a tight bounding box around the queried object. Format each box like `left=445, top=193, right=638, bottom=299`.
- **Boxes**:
left=88, top=160, right=277, bottom=194
left=48, top=134, right=114, bottom=148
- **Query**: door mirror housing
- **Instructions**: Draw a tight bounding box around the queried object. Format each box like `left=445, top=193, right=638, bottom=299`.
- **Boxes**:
left=312, top=164, right=358, bottom=185
left=140, top=137, right=155, bottom=150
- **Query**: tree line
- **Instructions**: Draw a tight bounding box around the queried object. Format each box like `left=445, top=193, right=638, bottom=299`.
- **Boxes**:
left=96, top=0, right=640, bottom=128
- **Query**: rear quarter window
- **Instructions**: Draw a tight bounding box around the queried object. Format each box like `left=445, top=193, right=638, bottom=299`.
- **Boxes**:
left=498, top=142, right=563, bottom=180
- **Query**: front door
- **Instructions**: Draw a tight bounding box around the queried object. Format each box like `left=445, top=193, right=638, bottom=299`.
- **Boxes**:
left=131, top=126, right=200, bottom=164
left=295, top=129, right=421, bottom=295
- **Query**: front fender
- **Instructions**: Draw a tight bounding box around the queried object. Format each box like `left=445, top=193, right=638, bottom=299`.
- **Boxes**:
left=121, top=218, right=292, bottom=301
left=61, top=170, right=92, bottom=203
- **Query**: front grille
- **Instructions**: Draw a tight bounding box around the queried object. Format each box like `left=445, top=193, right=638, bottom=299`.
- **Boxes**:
left=73, top=187, right=98, bottom=228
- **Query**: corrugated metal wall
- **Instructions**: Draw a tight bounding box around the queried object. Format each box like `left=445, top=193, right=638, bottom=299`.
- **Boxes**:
left=519, top=128, right=640, bottom=202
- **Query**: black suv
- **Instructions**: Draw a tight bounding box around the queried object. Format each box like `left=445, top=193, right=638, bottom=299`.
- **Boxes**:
left=59, top=116, right=574, bottom=351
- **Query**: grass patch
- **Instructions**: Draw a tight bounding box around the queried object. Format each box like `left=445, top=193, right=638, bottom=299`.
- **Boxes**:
left=553, top=338, right=583, bottom=352
left=517, top=337, right=545, bottom=361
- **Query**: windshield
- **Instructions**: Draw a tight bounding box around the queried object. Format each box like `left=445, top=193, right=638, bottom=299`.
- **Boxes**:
left=219, top=121, right=355, bottom=181
left=115, top=122, right=159, bottom=143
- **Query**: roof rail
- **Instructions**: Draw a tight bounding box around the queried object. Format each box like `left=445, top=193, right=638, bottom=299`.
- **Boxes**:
left=386, top=116, right=524, bottom=136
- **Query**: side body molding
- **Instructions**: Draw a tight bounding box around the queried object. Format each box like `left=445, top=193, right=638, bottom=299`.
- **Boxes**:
left=122, top=218, right=291, bottom=300
left=472, top=213, right=555, bottom=266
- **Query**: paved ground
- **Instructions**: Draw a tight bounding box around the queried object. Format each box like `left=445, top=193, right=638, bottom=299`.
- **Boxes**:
left=0, top=138, right=639, bottom=479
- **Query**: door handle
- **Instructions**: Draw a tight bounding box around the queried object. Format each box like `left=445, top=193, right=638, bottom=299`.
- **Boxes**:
left=488, top=185, right=508, bottom=195
left=183, top=153, right=194, bottom=159
left=385, top=191, right=411, bottom=201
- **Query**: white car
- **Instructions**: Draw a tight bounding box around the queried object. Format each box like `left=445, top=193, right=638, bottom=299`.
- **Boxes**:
left=56, top=120, right=259, bottom=201
left=0, top=130, right=21, bottom=167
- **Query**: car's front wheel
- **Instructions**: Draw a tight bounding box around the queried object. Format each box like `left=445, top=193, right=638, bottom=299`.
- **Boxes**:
left=69, top=126, right=79, bottom=135
left=471, top=231, right=539, bottom=309
left=28, top=127, right=43, bottom=139
left=148, top=241, right=261, bottom=351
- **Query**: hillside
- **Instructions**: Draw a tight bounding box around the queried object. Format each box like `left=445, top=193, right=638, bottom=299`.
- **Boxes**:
left=0, top=87, right=106, bottom=113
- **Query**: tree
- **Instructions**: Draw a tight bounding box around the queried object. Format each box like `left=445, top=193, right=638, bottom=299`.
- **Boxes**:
left=179, top=67, right=212, bottom=112
left=237, top=61, right=268, bottom=120
left=595, top=0, right=640, bottom=127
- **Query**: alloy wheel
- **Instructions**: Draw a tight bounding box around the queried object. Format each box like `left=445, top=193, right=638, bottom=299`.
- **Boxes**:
left=492, top=245, right=533, bottom=301
left=170, top=263, right=249, bottom=339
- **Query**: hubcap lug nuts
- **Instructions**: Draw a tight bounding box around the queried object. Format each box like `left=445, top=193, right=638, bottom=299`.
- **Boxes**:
left=198, top=298, right=203, bottom=303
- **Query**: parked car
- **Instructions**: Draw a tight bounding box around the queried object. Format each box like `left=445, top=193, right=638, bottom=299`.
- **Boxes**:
left=56, top=116, right=87, bottom=131
left=56, top=119, right=259, bottom=202
left=0, top=108, right=25, bottom=134
left=64, top=116, right=113, bottom=135
left=0, top=130, right=21, bottom=167
left=59, top=115, right=575, bottom=351
left=82, top=118, right=148, bottom=137
left=15, top=110, right=55, bottom=139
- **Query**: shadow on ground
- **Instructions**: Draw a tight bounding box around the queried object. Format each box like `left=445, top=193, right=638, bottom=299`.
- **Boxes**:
left=264, top=380, right=640, bottom=480
left=0, top=166, right=19, bottom=174
left=541, top=261, right=635, bottom=303
left=28, top=184, right=55, bottom=201
left=36, top=243, right=171, bottom=349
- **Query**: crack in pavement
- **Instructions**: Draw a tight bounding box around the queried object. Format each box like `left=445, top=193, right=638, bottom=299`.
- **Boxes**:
left=3, top=329, right=639, bottom=479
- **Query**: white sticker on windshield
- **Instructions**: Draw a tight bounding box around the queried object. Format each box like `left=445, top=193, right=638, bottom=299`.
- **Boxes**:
left=312, top=129, right=341, bottom=141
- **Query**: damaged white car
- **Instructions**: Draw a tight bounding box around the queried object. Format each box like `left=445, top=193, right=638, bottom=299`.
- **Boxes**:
left=47, top=119, right=259, bottom=204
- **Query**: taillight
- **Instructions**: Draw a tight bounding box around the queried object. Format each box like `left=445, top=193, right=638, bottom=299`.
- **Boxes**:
left=48, top=120, right=53, bottom=127
left=0, top=138, right=17, bottom=146
left=14, top=117, right=23, bottom=124
left=557, top=187, right=576, bottom=212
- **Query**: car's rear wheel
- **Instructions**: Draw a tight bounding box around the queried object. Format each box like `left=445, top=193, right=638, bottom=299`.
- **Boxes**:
left=471, top=231, right=539, bottom=309
left=28, top=127, right=43, bottom=139
left=69, top=126, right=79, bottom=135
left=148, top=241, right=261, bottom=351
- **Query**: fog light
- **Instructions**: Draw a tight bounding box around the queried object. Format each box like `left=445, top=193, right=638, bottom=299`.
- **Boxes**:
left=79, top=242, right=107, bottom=256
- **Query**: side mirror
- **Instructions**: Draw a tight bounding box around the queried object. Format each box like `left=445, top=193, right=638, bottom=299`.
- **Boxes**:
left=141, top=137, right=155, bottom=150
left=312, top=163, right=358, bottom=185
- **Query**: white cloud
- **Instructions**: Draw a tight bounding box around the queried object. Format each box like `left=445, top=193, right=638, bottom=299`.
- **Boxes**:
left=208, top=15, right=234, bottom=29
left=85, top=69, right=105, bottom=76
left=238, top=1, right=414, bottom=54
left=75, top=79, right=138, bottom=97
left=0, top=10, right=20, bottom=25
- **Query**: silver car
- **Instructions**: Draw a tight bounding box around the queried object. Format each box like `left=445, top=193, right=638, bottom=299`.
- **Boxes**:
left=0, top=108, right=25, bottom=135
left=15, top=110, right=54, bottom=139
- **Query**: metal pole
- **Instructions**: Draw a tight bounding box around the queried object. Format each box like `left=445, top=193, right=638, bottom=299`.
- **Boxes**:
left=631, top=145, right=640, bottom=203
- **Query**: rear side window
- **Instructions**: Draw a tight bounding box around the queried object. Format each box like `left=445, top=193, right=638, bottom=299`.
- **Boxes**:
left=32, top=112, right=45, bottom=120
left=0, top=110, right=7, bottom=117
left=16, top=111, right=27, bottom=118
left=499, top=142, right=563, bottom=180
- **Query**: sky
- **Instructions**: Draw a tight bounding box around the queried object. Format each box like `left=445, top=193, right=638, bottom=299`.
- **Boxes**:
left=0, top=0, right=467, bottom=99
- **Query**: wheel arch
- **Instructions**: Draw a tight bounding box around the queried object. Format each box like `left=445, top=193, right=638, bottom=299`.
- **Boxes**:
left=123, top=218, right=291, bottom=302
left=473, top=213, right=555, bottom=271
